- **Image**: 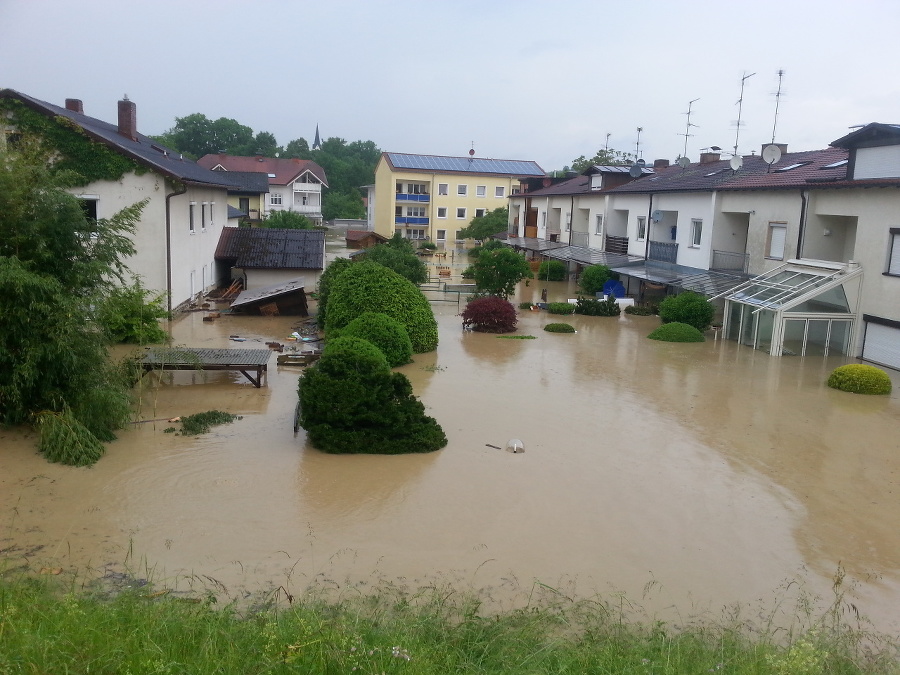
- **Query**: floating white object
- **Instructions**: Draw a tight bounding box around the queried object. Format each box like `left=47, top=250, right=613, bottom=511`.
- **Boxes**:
left=506, top=439, right=524, bottom=454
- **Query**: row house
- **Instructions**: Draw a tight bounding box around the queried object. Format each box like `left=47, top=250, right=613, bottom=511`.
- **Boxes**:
left=368, top=152, right=545, bottom=243
left=197, top=154, right=328, bottom=225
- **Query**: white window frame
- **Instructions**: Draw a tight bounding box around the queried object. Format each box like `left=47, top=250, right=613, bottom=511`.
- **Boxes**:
left=210, top=201, right=215, bottom=227
left=436, top=229, right=447, bottom=240
left=270, top=193, right=282, bottom=206
left=475, top=208, right=486, bottom=218
left=438, top=183, right=448, bottom=195
left=887, top=228, right=900, bottom=276
left=437, top=207, right=448, bottom=219
left=407, top=206, right=425, bottom=218
left=767, top=222, right=787, bottom=260
left=495, top=186, right=505, bottom=198
left=690, top=219, right=702, bottom=247
left=457, top=184, right=467, bottom=196
left=189, top=202, right=196, bottom=233
left=476, top=185, right=486, bottom=197
left=566, top=213, right=571, bottom=231
left=595, top=214, right=603, bottom=235
left=201, top=202, right=207, bottom=232
left=636, top=216, right=646, bottom=241
left=457, top=207, right=467, bottom=219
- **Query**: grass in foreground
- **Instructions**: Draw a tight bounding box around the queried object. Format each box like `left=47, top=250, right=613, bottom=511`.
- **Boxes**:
left=1, top=571, right=898, bottom=674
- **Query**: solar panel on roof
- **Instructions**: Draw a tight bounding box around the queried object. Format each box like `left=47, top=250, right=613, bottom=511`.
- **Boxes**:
left=387, top=153, right=543, bottom=176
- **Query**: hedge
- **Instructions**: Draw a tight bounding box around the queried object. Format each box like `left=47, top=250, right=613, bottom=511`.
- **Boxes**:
left=647, top=322, right=705, bottom=342
left=338, top=312, right=413, bottom=367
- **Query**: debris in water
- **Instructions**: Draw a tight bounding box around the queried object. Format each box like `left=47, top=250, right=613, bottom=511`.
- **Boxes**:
left=485, top=444, right=501, bottom=449
left=506, top=439, right=524, bottom=453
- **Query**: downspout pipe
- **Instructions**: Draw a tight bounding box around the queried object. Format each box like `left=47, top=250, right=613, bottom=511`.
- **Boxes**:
left=644, top=195, right=653, bottom=260
left=797, top=190, right=809, bottom=259
left=165, top=181, right=188, bottom=315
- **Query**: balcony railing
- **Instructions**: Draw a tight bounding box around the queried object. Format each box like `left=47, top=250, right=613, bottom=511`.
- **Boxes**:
left=605, top=234, right=629, bottom=254
left=395, top=216, right=429, bottom=225
left=396, top=193, right=430, bottom=203
left=648, top=240, right=678, bottom=263
left=711, top=249, right=749, bottom=273
left=569, top=231, right=589, bottom=247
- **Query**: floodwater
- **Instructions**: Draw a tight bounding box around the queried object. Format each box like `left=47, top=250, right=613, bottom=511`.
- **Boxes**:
left=3, top=244, right=900, bottom=635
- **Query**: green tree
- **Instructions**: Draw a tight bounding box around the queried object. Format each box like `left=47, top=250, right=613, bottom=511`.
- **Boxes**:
left=361, top=242, right=428, bottom=285
left=298, top=336, right=447, bottom=455
left=283, top=138, right=310, bottom=159
left=162, top=113, right=257, bottom=159
left=261, top=210, right=315, bottom=229
left=537, top=260, right=566, bottom=282
left=325, top=261, right=438, bottom=353
left=457, top=207, right=509, bottom=241
left=471, top=248, right=533, bottom=299
left=316, top=257, right=353, bottom=329
left=252, top=131, right=279, bottom=157
left=578, top=265, right=617, bottom=295
left=569, top=148, right=634, bottom=173
left=0, top=147, right=144, bottom=463
left=322, top=189, right=365, bottom=220
left=658, top=291, right=715, bottom=331
left=97, top=279, right=169, bottom=344
left=338, top=312, right=413, bottom=367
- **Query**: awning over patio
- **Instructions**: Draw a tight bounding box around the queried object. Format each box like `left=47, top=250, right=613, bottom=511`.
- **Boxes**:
left=505, top=237, right=641, bottom=267
left=611, top=260, right=751, bottom=296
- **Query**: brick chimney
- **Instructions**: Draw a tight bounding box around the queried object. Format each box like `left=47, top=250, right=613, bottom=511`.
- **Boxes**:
left=65, top=98, right=83, bottom=114
left=653, top=158, right=670, bottom=170
left=699, top=152, right=721, bottom=164
left=117, top=97, right=137, bottom=141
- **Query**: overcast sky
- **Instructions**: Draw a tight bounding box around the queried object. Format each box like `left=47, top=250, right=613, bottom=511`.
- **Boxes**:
left=2, top=0, right=898, bottom=171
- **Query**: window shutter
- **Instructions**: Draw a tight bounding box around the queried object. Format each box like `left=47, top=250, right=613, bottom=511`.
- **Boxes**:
left=769, top=226, right=786, bottom=259
left=889, top=233, right=900, bottom=275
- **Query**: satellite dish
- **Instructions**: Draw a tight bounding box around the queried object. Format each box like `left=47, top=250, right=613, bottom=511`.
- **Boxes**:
left=729, top=156, right=744, bottom=171
left=762, top=144, right=782, bottom=165
left=677, top=156, right=690, bottom=168
left=629, top=163, right=643, bottom=178
left=636, top=158, right=647, bottom=167
left=651, top=209, right=663, bottom=223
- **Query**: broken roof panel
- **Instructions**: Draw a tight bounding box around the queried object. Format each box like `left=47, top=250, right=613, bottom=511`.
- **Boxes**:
left=231, top=278, right=307, bottom=309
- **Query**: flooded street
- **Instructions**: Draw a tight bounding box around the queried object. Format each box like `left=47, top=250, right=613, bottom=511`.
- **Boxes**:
left=3, top=246, right=900, bottom=635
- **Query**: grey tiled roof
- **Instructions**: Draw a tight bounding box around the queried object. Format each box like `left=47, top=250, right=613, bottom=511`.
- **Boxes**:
left=0, top=89, right=249, bottom=190
left=215, top=227, right=325, bottom=270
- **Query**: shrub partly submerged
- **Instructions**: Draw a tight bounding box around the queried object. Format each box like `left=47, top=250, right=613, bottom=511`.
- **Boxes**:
left=648, top=322, right=705, bottom=342
left=827, top=364, right=892, bottom=395
left=544, top=323, right=576, bottom=333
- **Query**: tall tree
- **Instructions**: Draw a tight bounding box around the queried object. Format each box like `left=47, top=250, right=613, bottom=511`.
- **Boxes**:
left=569, top=148, right=635, bottom=173
left=457, top=207, right=509, bottom=241
left=471, top=248, right=533, bottom=299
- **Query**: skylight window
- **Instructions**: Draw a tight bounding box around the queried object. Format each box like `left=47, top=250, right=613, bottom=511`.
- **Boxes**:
left=268, top=173, right=277, bottom=178
left=704, top=169, right=725, bottom=177
left=775, top=162, right=811, bottom=172
left=820, top=159, right=848, bottom=169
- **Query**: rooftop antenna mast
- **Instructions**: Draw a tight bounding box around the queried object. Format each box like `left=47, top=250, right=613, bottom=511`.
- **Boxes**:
left=732, top=71, right=755, bottom=158
left=635, top=127, right=643, bottom=160
left=678, top=98, right=700, bottom=159
left=604, top=132, right=611, bottom=152
left=770, top=69, right=785, bottom=144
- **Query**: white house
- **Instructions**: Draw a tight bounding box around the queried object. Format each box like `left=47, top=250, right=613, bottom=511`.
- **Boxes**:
left=0, top=89, right=253, bottom=312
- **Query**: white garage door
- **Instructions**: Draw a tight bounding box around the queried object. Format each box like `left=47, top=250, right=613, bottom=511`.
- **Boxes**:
left=862, top=321, right=900, bottom=371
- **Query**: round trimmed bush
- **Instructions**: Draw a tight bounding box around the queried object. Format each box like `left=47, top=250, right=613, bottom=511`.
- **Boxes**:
left=298, top=336, right=447, bottom=454
left=537, top=259, right=566, bottom=281
left=325, top=261, right=438, bottom=353
left=658, top=291, right=715, bottom=331
left=544, top=322, right=576, bottom=333
left=316, top=257, right=353, bottom=328
left=647, top=322, right=705, bottom=342
left=546, top=302, right=576, bottom=315
left=339, top=312, right=413, bottom=367
left=827, top=364, right=892, bottom=395
left=461, top=296, right=518, bottom=333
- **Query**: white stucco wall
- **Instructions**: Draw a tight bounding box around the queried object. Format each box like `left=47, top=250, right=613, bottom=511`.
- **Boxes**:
left=238, top=268, right=321, bottom=291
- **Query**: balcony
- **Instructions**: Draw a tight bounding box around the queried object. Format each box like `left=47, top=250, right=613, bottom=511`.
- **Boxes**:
left=395, top=216, right=430, bottom=225
left=711, top=249, right=749, bottom=273
left=395, top=193, right=430, bottom=203
left=648, top=240, right=678, bottom=263
left=605, top=234, right=629, bottom=254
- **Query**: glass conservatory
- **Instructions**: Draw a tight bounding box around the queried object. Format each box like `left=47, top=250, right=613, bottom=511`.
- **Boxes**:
left=720, top=261, right=862, bottom=357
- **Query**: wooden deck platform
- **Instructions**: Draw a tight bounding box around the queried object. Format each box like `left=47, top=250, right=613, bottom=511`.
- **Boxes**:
left=140, top=347, right=271, bottom=388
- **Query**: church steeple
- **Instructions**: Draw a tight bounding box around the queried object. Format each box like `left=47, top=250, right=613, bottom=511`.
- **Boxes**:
left=312, top=124, right=321, bottom=150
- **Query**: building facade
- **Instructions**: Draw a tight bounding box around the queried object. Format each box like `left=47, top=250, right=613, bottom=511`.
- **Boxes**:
left=368, top=152, right=545, bottom=243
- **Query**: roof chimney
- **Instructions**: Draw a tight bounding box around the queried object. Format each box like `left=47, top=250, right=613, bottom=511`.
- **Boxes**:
left=653, top=158, right=670, bottom=170
left=117, top=97, right=137, bottom=141
left=65, top=98, right=83, bottom=114
left=699, top=152, right=721, bottom=164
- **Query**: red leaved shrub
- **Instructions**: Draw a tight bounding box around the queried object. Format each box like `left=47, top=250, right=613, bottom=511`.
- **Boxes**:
left=461, top=296, right=518, bottom=333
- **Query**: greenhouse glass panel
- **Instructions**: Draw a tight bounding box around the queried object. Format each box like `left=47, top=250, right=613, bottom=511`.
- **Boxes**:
left=726, top=302, right=742, bottom=341
left=755, top=310, right=775, bottom=353
left=789, top=285, right=850, bottom=313
left=740, top=305, right=756, bottom=347
left=806, top=320, right=830, bottom=356
left=828, top=320, right=852, bottom=355
left=783, top=320, right=806, bottom=356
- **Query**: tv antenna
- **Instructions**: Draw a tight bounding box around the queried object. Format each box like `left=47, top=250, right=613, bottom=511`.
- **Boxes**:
left=770, top=69, right=785, bottom=144
left=678, top=98, right=700, bottom=160
left=732, top=71, right=755, bottom=159
left=635, top=127, right=643, bottom=160
left=604, top=132, right=611, bottom=152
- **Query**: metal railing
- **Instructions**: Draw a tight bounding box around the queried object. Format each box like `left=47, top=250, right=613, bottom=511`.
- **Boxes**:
left=395, top=193, right=430, bottom=202
left=648, top=240, right=678, bottom=263
left=711, top=249, right=749, bottom=273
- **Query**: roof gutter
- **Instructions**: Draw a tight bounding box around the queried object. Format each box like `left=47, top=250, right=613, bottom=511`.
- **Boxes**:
left=165, top=182, right=188, bottom=315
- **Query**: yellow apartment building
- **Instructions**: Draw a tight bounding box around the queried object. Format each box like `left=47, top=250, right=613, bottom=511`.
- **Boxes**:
left=368, top=152, right=545, bottom=244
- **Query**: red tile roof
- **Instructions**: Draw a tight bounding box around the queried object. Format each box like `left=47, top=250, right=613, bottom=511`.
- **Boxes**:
left=197, top=154, right=328, bottom=187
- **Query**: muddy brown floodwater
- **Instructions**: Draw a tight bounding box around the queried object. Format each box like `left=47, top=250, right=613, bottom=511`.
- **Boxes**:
left=2, top=249, right=900, bottom=635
